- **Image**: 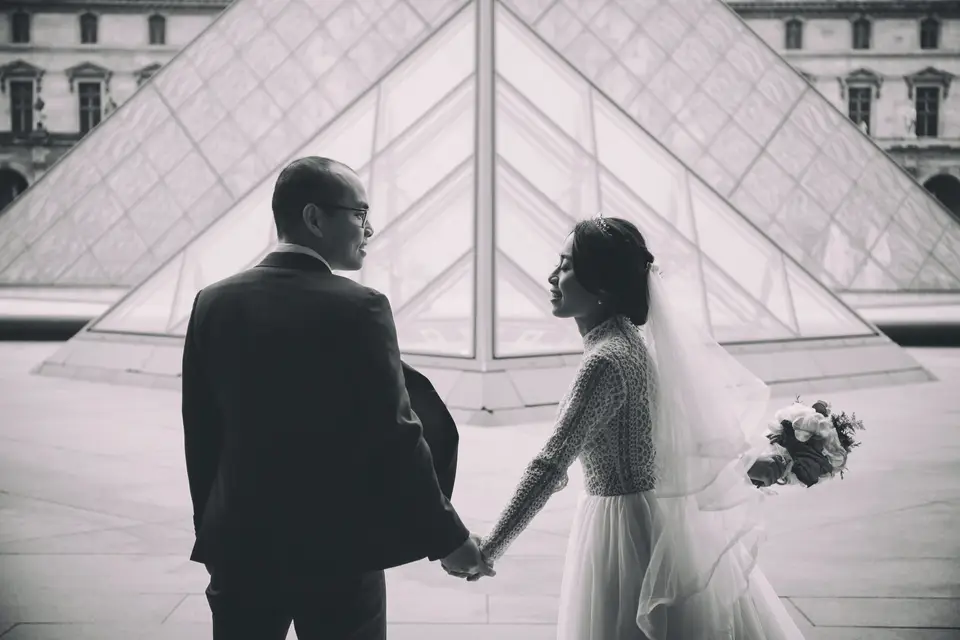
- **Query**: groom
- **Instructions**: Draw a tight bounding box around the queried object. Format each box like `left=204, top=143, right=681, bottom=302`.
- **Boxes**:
left=182, top=156, right=493, bottom=640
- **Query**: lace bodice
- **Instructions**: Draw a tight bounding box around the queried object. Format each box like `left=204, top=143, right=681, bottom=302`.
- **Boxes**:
left=480, top=315, right=657, bottom=562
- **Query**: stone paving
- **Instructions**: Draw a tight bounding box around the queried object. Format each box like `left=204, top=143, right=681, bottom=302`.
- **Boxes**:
left=0, top=341, right=958, bottom=640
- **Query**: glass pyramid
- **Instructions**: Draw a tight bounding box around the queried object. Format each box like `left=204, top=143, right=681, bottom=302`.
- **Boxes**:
left=82, top=0, right=875, bottom=359
left=95, top=4, right=479, bottom=358
left=499, top=0, right=960, bottom=292
left=0, top=0, right=467, bottom=286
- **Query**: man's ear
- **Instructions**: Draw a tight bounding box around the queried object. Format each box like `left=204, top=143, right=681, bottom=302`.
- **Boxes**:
left=301, top=203, right=323, bottom=238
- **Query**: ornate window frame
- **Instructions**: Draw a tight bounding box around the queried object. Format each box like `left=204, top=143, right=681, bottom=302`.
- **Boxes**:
left=784, top=17, right=804, bottom=50
left=0, top=59, right=44, bottom=94
left=905, top=66, right=953, bottom=99
left=839, top=67, right=883, bottom=100
left=907, top=67, right=952, bottom=138
left=65, top=61, right=112, bottom=94
left=1, top=60, right=44, bottom=134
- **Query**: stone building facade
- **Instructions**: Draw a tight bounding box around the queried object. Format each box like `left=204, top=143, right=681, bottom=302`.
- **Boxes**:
left=730, top=0, right=960, bottom=217
left=0, top=1, right=228, bottom=211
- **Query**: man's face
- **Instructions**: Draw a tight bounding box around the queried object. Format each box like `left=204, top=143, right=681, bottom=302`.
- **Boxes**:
left=307, top=166, right=374, bottom=271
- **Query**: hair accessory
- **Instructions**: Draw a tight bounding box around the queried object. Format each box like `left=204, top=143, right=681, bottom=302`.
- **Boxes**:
left=594, top=211, right=613, bottom=236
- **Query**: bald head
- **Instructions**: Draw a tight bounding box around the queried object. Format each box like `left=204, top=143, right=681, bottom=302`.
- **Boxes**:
left=271, top=156, right=372, bottom=271
left=272, top=156, right=359, bottom=235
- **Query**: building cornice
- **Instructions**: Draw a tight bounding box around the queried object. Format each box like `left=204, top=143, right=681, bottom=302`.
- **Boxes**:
left=727, top=1, right=960, bottom=19
left=840, top=67, right=885, bottom=97
left=5, top=1, right=230, bottom=14
left=783, top=50, right=960, bottom=60
left=0, top=131, right=83, bottom=147
left=0, top=44, right=182, bottom=54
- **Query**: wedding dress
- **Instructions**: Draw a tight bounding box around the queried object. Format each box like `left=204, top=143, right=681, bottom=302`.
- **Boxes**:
left=479, top=302, right=806, bottom=639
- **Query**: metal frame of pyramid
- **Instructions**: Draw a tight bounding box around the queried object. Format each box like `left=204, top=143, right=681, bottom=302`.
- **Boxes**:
left=34, top=0, right=932, bottom=425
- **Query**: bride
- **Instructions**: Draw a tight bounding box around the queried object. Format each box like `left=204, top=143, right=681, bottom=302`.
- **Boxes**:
left=464, top=215, right=806, bottom=639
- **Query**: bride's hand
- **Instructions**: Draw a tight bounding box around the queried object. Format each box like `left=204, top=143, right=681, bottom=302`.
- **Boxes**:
left=441, top=534, right=495, bottom=581
left=440, top=533, right=497, bottom=582
left=466, top=536, right=494, bottom=582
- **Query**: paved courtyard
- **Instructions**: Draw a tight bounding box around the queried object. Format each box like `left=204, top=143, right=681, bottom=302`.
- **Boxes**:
left=0, top=341, right=958, bottom=640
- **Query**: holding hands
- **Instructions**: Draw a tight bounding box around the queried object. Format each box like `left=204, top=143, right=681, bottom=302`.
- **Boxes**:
left=441, top=533, right=495, bottom=582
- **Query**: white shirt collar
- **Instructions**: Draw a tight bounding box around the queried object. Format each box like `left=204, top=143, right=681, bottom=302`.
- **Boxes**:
left=274, top=242, right=332, bottom=271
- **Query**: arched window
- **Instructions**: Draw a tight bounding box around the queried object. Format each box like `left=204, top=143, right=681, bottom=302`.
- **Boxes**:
left=785, top=19, right=803, bottom=50
left=920, top=17, right=940, bottom=50
left=0, top=168, right=28, bottom=213
left=852, top=17, right=871, bottom=50
left=148, top=14, right=166, bottom=45
left=11, top=10, right=30, bottom=44
left=923, top=174, right=960, bottom=221
left=80, top=12, right=98, bottom=44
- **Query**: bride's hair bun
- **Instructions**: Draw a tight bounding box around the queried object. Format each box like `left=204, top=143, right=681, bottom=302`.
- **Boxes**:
left=571, top=217, right=655, bottom=327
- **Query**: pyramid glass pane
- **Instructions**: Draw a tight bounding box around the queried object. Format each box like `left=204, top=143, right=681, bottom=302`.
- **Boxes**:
left=92, top=4, right=477, bottom=358
left=369, top=79, right=475, bottom=232
left=393, top=252, right=475, bottom=356
left=500, top=0, right=960, bottom=292
left=94, top=254, right=184, bottom=334
left=492, top=5, right=873, bottom=350
left=0, top=0, right=470, bottom=287
left=494, top=163, right=582, bottom=357
left=363, top=164, right=474, bottom=313
left=93, top=88, right=381, bottom=335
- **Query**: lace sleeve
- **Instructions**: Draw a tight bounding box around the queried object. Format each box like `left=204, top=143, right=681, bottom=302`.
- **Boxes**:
left=479, top=355, right=626, bottom=562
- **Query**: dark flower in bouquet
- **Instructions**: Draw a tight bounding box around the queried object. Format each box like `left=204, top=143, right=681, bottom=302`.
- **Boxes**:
left=748, top=397, right=865, bottom=489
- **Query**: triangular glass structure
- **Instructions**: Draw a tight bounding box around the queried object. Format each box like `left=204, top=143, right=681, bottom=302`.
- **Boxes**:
left=94, top=4, right=479, bottom=359
left=37, top=0, right=937, bottom=420
left=0, top=0, right=468, bottom=286
left=86, top=0, right=872, bottom=358
left=499, top=0, right=960, bottom=293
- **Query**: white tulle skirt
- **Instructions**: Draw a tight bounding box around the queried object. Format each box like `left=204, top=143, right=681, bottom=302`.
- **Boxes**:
left=557, top=491, right=806, bottom=640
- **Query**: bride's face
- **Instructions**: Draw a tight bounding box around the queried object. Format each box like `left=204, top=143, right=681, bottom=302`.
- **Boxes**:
left=548, top=234, right=604, bottom=319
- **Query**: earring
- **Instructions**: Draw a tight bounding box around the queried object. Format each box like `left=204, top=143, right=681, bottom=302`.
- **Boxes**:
left=597, top=300, right=603, bottom=305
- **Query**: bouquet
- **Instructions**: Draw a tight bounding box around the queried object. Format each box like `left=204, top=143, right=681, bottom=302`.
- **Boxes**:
left=747, top=397, right=865, bottom=488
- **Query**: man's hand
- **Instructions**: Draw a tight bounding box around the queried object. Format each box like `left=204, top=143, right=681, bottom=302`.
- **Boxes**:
left=441, top=533, right=495, bottom=581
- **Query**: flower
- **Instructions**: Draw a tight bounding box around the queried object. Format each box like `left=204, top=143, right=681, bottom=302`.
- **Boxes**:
left=748, top=397, right=866, bottom=489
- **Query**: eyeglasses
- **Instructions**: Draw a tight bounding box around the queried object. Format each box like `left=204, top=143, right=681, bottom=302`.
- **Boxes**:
left=316, top=203, right=369, bottom=226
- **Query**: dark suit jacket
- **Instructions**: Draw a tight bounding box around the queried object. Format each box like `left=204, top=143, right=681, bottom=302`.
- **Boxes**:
left=402, top=362, right=459, bottom=500
left=182, top=251, right=469, bottom=577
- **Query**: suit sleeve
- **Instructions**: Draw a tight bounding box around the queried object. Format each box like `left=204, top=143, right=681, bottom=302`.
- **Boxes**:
left=181, top=292, right=224, bottom=535
left=357, top=291, right=470, bottom=561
